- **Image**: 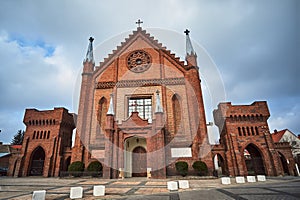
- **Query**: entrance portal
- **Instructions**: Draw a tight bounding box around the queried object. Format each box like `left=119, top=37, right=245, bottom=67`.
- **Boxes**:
left=124, top=137, right=147, bottom=177
left=244, top=144, right=265, bottom=175
left=29, top=146, right=45, bottom=176
left=132, top=146, right=147, bottom=177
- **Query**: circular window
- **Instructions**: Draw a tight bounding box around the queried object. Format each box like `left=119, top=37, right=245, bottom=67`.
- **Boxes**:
left=127, top=50, right=151, bottom=73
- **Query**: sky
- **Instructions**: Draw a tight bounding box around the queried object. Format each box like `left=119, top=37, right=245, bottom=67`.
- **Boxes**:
left=0, top=0, right=299, bottom=144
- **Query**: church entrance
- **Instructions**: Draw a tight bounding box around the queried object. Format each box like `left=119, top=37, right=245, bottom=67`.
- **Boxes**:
left=244, top=144, right=265, bottom=175
left=124, top=137, right=147, bottom=177
left=29, top=146, right=45, bottom=176
left=132, top=146, right=147, bottom=177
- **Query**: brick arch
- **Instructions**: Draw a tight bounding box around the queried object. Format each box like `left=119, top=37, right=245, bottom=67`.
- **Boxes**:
left=242, top=143, right=266, bottom=175
left=213, top=153, right=226, bottom=176
left=28, top=146, right=46, bottom=176
left=276, top=150, right=290, bottom=175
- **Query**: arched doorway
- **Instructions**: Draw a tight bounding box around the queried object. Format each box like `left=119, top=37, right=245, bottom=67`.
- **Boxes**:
left=244, top=144, right=265, bottom=175
left=29, top=146, right=45, bottom=176
left=214, top=154, right=225, bottom=176
left=278, top=152, right=290, bottom=175
left=132, top=146, right=147, bottom=177
left=124, top=136, right=147, bottom=177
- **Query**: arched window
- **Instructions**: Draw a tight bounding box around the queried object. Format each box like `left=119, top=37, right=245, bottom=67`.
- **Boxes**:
left=97, top=97, right=108, bottom=134
left=47, top=131, right=50, bottom=139
left=172, top=94, right=181, bottom=135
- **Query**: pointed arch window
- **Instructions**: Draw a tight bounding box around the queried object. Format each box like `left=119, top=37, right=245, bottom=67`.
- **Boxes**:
left=98, top=97, right=108, bottom=131
left=172, top=94, right=181, bottom=135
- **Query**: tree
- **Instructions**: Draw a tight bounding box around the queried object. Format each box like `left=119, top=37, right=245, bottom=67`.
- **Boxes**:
left=11, top=130, right=24, bottom=145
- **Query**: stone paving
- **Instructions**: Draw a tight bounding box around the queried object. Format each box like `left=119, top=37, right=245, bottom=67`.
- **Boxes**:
left=0, top=176, right=299, bottom=199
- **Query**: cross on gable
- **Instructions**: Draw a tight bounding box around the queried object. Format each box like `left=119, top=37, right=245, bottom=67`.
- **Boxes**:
left=184, top=29, right=190, bottom=35
left=136, top=19, right=143, bottom=27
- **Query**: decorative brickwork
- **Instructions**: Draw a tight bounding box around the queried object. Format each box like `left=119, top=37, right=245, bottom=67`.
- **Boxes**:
left=8, top=108, right=75, bottom=177
left=213, top=102, right=295, bottom=176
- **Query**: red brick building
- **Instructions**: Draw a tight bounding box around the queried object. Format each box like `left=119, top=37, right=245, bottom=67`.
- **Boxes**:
left=11, top=27, right=295, bottom=178
left=8, top=108, right=75, bottom=177
left=213, top=102, right=295, bottom=176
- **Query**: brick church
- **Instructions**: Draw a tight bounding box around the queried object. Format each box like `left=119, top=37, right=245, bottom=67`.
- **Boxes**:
left=8, top=25, right=295, bottom=178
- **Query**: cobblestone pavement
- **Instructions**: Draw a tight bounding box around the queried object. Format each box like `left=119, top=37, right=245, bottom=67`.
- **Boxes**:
left=0, top=176, right=299, bottom=199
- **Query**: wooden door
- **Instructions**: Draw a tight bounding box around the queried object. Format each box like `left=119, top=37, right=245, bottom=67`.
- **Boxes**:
left=132, top=146, right=147, bottom=177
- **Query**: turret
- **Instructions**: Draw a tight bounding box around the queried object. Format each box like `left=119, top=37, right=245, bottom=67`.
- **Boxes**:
left=184, top=29, right=197, bottom=67
left=83, top=37, right=95, bottom=73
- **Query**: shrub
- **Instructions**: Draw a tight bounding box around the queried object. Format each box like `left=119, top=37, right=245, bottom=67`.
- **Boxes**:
left=87, top=161, right=103, bottom=177
left=87, top=161, right=102, bottom=172
left=175, top=161, right=188, bottom=177
left=192, top=161, right=208, bottom=176
left=68, top=161, right=84, bottom=177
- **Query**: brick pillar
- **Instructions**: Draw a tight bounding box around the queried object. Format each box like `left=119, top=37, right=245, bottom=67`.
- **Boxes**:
left=151, top=112, right=166, bottom=179
left=103, top=114, right=114, bottom=179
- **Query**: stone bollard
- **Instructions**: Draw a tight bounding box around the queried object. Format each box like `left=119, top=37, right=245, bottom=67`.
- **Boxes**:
left=246, top=176, right=256, bottom=183
left=221, top=177, right=231, bottom=185
left=70, top=187, right=83, bottom=199
left=32, top=190, right=46, bottom=200
left=178, top=180, right=189, bottom=189
left=257, top=175, right=266, bottom=181
left=235, top=176, right=245, bottom=184
left=93, top=185, right=105, bottom=196
left=167, top=181, right=178, bottom=191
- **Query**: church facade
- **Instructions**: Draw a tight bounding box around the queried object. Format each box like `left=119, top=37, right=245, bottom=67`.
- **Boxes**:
left=8, top=27, right=296, bottom=178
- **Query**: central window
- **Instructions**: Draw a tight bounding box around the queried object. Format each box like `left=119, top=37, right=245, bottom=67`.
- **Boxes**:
left=128, top=97, right=152, bottom=122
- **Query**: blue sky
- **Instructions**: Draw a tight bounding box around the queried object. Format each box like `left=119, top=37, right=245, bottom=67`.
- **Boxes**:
left=0, top=0, right=299, bottom=143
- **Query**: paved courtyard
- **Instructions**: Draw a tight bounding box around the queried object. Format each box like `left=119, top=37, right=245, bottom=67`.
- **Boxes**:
left=0, top=176, right=299, bottom=199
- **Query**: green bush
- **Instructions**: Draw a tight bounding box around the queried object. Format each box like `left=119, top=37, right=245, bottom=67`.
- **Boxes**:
left=87, top=161, right=103, bottom=177
left=68, top=161, right=84, bottom=177
left=175, top=161, right=188, bottom=177
left=192, top=161, right=208, bottom=176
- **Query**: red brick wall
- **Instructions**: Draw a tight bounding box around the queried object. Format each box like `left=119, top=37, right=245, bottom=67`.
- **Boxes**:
left=214, top=101, right=294, bottom=176
left=13, top=107, right=75, bottom=177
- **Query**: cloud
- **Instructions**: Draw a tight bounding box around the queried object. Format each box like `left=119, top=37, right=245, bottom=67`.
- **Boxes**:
left=0, top=0, right=299, bottom=143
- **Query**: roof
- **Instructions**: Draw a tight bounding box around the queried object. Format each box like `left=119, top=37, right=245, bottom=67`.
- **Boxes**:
left=0, top=153, right=10, bottom=158
left=95, top=27, right=188, bottom=75
left=0, top=144, right=10, bottom=153
left=271, top=129, right=287, bottom=142
left=10, top=145, right=22, bottom=149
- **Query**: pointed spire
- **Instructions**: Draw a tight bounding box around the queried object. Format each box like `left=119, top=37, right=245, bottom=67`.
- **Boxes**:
left=155, top=90, right=163, bottom=113
left=184, top=29, right=195, bottom=55
left=184, top=29, right=197, bottom=67
left=107, top=93, right=114, bottom=115
left=84, top=37, right=94, bottom=63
